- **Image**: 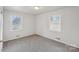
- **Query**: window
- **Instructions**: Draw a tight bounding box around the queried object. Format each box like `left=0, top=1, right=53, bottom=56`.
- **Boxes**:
left=49, top=16, right=61, bottom=32
left=10, top=16, right=23, bottom=31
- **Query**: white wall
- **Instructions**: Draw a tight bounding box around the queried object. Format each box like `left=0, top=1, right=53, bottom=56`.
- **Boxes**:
left=0, top=7, right=3, bottom=52
left=36, top=7, right=79, bottom=48
left=0, top=7, right=3, bottom=41
left=3, top=10, right=35, bottom=41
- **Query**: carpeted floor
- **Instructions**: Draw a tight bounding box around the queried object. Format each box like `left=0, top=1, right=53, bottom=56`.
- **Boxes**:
left=2, top=35, right=79, bottom=52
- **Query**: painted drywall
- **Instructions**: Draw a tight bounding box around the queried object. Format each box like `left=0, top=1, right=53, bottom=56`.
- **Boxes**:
left=36, top=7, right=79, bottom=48
left=0, top=7, right=3, bottom=41
left=0, top=7, right=3, bottom=52
left=3, top=10, right=35, bottom=41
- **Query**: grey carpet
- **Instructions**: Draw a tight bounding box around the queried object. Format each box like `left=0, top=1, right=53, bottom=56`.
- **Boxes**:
left=2, top=35, right=79, bottom=52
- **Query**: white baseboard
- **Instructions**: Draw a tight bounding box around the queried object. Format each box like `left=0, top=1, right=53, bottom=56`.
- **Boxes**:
left=3, top=33, right=35, bottom=42
left=3, top=33, right=79, bottom=49
left=37, top=33, right=79, bottom=49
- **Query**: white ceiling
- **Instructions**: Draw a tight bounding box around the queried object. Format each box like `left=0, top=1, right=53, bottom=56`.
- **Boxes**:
left=4, top=6, right=64, bottom=15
